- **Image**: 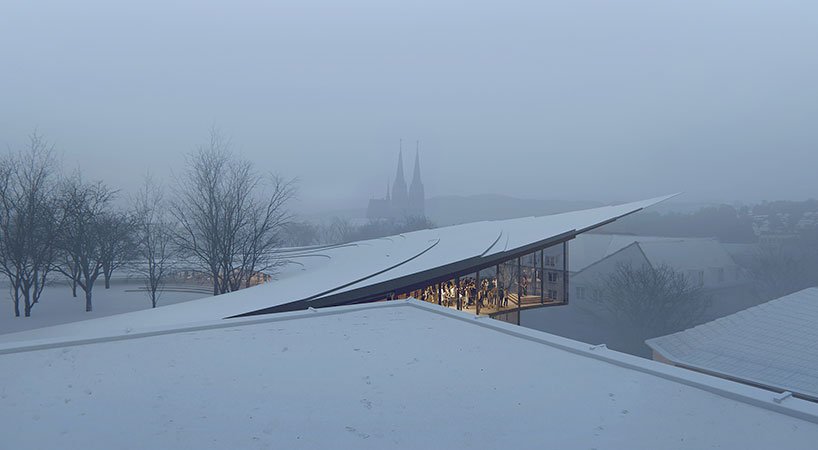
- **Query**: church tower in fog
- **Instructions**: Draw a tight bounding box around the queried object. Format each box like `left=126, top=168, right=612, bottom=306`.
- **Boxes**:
left=366, top=140, right=426, bottom=221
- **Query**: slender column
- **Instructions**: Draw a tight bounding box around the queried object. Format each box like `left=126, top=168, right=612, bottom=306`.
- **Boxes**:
left=496, top=264, right=501, bottom=309
left=540, top=249, right=545, bottom=305
left=455, top=275, right=461, bottom=310
left=475, top=270, right=481, bottom=315
left=563, top=241, right=569, bottom=304
left=516, top=257, right=522, bottom=325
left=531, top=251, right=536, bottom=298
left=437, top=282, right=442, bottom=305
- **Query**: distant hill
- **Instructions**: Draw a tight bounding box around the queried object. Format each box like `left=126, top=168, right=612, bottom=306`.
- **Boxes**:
left=425, top=195, right=604, bottom=226
left=293, top=194, right=718, bottom=228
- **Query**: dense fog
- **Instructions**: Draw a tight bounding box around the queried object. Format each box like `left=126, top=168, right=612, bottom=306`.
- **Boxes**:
left=2, top=0, right=818, bottom=209
left=3, top=0, right=818, bottom=354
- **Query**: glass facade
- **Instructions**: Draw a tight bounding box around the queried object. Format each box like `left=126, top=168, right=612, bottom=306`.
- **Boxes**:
left=381, top=240, right=570, bottom=324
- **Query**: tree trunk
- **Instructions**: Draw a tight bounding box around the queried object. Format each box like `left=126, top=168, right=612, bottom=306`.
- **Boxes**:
left=104, top=273, right=111, bottom=289
left=85, top=289, right=93, bottom=312
left=12, top=284, right=21, bottom=317
left=24, top=295, right=32, bottom=317
left=72, top=278, right=77, bottom=297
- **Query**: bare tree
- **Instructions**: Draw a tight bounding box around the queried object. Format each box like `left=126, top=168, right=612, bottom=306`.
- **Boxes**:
left=588, top=262, right=711, bottom=354
left=747, top=242, right=818, bottom=300
left=99, top=211, right=136, bottom=289
left=496, top=260, right=521, bottom=306
left=133, top=175, right=176, bottom=307
left=65, top=259, right=80, bottom=298
left=232, top=175, right=295, bottom=290
left=281, top=221, right=320, bottom=247
left=321, top=217, right=355, bottom=244
left=55, top=175, right=117, bottom=312
left=0, top=132, right=61, bottom=317
left=171, top=129, right=294, bottom=295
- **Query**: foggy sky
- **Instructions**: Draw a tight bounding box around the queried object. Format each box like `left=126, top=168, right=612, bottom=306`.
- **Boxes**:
left=2, top=0, right=817, bottom=212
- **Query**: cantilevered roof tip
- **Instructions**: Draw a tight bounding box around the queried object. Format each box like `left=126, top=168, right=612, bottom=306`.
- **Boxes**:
left=0, top=194, right=678, bottom=345
left=242, top=193, right=681, bottom=315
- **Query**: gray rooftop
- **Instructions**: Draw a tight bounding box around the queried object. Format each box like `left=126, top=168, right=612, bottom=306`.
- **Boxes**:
left=647, top=287, right=818, bottom=400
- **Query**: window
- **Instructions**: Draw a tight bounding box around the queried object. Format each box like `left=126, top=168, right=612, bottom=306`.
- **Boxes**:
left=576, top=286, right=586, bottom=300
left=545, top=255, right=558, bottom=267
left=688, top=270, right=704, bottom=287
left=548, top=289, right=558, bottom=299
left=547, top=272, right=558, bottom=283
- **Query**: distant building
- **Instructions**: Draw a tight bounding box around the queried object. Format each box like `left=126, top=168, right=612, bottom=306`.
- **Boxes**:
left=570, top=234, right=745, bottom=301
left=524, top=234, right=752, bottom=357
left=367, top=142, right=425, bottom=220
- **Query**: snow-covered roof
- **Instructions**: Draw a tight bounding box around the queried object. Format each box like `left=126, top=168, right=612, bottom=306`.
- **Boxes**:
left=569, top=234, right=680, bottom=272
left=647, top=288, right=818, bottom=401
left=638, top=238, right=737, bottom=272
left=0, top=195, right=674, bottom=345
left=571, top=235, right=737, bottom=274
left=2, top=300, right=817, bottom=450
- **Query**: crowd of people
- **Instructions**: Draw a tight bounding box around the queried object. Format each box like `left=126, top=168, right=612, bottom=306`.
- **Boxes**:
left=389, top=261, right=567, bottom=314
left=408, top=273, right=536, bottom=312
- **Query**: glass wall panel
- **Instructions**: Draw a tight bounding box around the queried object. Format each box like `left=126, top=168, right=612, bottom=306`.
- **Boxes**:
left=541, top=242, right=568, bottom=304
left=366, top=239, right=569, bottom=320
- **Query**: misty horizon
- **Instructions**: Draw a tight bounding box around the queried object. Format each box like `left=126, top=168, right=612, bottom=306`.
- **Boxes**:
left=3, top=0, right=818, bottom=209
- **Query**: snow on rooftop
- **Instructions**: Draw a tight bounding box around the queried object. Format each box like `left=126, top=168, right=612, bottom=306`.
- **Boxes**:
left=1, top=300, right=818, bottom=450
left=647, top=287, right=818, bottom=400
left=568, top=234, right=682, bottom=272
left=569, top=234, right=736, bottom=273
left=637, top=238, right=737, bottom=272
left=0, top=195, right=676, bottom=345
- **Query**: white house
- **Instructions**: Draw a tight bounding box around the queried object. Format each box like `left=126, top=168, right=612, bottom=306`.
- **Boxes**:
left=570, top=235, right=745, bottom=303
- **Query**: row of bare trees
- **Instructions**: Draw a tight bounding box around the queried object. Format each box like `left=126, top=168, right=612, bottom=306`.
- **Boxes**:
left=0, top=129, right=294, bottom=317
left=281, top=215, right=434, bottom=247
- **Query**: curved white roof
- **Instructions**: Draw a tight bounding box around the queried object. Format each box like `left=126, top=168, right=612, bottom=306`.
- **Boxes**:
left=0, top=194, right=675, bottom=344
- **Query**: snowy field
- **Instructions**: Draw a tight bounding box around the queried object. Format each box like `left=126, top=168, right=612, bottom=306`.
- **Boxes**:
left=0, top=280, right=210, bottom=336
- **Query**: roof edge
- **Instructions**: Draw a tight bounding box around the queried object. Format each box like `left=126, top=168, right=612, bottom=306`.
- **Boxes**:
left=3, top=298, right=817, bottom=425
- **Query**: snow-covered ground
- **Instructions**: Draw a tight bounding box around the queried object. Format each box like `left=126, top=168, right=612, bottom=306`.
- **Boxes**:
left=0, top=280, right=210, bottom=336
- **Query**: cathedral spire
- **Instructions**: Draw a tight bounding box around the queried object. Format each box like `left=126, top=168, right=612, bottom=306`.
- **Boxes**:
left=411, top=141, right=422, bottom=186
left=408, top=140, right=425, bottom=217
left=391, top=139, right=409, bottom=213
left=395, top=139, right=406, bottom=186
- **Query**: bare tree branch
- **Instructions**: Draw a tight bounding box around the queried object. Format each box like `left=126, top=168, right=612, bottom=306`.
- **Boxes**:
left=133, top=173, right=176, bottom=307
left=0, top=131, right=61, bottom=317
left=170, top=128, right=295, bottom=295
left=54, top=173, right=117, bottom=312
